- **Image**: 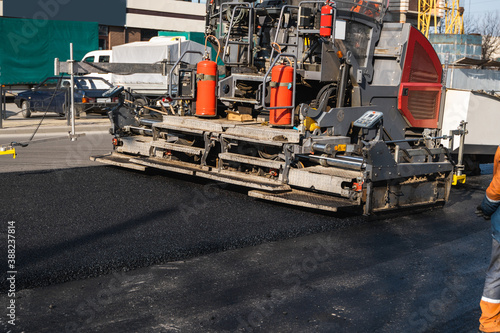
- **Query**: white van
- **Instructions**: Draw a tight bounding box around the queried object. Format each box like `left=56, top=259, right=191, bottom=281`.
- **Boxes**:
left=81, top=50, right=113, bottom=83
left=82, top=50, right=113, bottom=63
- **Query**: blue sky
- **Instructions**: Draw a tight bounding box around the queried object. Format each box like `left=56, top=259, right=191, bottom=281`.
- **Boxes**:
left=463, top=0, right=500, bottom=17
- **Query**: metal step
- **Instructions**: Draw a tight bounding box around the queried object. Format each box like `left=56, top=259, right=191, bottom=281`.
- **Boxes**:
left=248, top=189, right=358, bottom=212
left=130, top=157, right=206, bottom=176
left=129, top=157, right=290, bottom=192
left=90, top=153, right=146, bottom=171
left=201, top=169, right=291, bottom=192
left=151, top=141, right=205, bottom=155
left=219, top=152, right=285, bottom=169
left=219, top=96, right=260, bottom=104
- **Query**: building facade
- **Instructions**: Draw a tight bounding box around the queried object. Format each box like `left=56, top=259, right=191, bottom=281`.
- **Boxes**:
left=0, top=0, right=205, bottom=49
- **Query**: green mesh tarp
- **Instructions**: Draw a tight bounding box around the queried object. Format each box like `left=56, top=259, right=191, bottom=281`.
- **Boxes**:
left=0, top=18, right=98, bottom=85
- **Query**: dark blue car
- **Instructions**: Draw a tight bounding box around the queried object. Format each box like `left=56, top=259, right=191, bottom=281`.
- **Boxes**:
left=14, top=76, right=120, bottom=118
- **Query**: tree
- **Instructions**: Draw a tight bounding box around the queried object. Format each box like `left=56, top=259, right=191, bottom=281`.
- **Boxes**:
left=464, top=11, right=500, bottom=60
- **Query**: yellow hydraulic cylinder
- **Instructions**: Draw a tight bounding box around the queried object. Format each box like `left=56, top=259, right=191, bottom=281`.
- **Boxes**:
left=0, top=148, right=16, bottom=159
left=452, top=174, right=466, bottom=186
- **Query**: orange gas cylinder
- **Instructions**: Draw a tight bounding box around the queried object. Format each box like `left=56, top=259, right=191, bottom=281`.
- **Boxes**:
left=320, top=4, right=334, bottom=37
left=270, top=64, right=293, bottom=126
left=195, top=60, right=217, bottom=117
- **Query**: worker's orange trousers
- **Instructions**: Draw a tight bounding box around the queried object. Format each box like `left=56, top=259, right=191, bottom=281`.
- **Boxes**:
left=480, top=239, right=500, bottom=332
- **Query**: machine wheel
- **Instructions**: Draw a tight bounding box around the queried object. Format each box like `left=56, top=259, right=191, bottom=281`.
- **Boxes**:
left=134, top=98, right=148, bottom=113
left=463, top=154, right=482, bottom=176
left=134, top=98, right=147, bottom=107
left=21, top=100, right=31, bottom=118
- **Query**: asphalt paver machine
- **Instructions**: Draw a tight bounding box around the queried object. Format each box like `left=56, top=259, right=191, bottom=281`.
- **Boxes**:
left=91, top=0, right=467, bottom=215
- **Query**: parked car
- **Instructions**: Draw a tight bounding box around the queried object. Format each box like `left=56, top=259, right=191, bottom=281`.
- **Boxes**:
left=14, top=76, right=121, bottom=118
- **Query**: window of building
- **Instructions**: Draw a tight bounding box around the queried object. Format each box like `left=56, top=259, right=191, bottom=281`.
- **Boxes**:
left=99, top=38, right=108, bottom=50
left=141, top=29, right=159, bottom=41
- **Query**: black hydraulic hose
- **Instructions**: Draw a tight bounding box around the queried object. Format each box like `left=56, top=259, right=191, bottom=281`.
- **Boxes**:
left=300, top=39, right=321, bottom=64
left=317, top=85, right=336, bottom=114
left=312, top=83, right=336, bottom=110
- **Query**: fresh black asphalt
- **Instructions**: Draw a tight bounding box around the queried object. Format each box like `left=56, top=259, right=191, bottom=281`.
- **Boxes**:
left=2, top=166, right=366, bottom=292
left=0, top=162, right=494, bottom=332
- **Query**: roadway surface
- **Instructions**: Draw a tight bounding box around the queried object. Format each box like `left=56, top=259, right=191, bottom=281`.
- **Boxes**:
left=0, top=129, right=493, bottom=332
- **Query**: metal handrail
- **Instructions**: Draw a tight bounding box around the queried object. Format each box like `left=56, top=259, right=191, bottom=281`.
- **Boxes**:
left=270, top=5, right=299, bottom=63
left=222, top=4, right=253, bottom=65
left=262, top=53, right=297, bottom=127
left=167, top=50, right=204, bottom=100
left=217, top=1, right=251, bottom=39
left=270, top=2, right=337, bottom=66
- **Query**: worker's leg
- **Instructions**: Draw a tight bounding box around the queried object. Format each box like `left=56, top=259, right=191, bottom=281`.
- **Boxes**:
left=480, top=238, right=500, bottom=332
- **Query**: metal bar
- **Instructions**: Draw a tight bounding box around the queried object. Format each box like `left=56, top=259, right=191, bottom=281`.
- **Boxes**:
left=330, top=6, right=337, bottom=40
left=2, top=86, right=5, bottom=120
left=262, top=53, right=297, bottom=110
left=270, top=5, right=299, bottom=62
left=226, top=41, right=252, bottom=46
left=456, top=121, right=467, bottom=176
left=218, top=2, right=250, bottom=40
left=297, top=29, right=321, bottom=34
left=168, top=50, right=204, bottom=100
left=56, top=61, right=177, bottom=76
left=65, top=89, right=70, bottom=126
left=0, top=85, right=3, bottom=129
left=336, top=64, right=349, bottom=108
left=335, top=155, right=365, bottom=163
left=247, top=7, right=254, bottom=67
left=222, top=4, right=251, bottom=65
left=272, top=43, right=297, bottom=47
left=305, top=154, right=365, bottom=170
left=385, top=135, right=448, bottom=144
left=139, top=119, right=162, bottom=127
left=70, top=43, right=76, bottom=141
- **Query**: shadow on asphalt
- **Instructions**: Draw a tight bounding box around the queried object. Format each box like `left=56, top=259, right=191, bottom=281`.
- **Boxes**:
left=2, top=166, right=369, bottom=292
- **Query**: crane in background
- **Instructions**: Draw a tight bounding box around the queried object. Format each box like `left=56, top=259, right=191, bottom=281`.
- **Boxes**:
left=418, top=0, right=464, bottom=38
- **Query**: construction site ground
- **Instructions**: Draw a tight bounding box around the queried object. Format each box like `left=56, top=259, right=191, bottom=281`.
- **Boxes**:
left=0, top=102, right=110, bottom=135
left=0, top=101, right=492, bottom=332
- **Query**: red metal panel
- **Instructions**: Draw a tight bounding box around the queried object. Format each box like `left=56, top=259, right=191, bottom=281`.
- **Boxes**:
left=398, top=27, right=443, bottom=128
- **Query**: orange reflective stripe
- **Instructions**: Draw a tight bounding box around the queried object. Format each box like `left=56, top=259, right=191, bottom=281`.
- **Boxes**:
left=351, top=0, right=364, bottom=12
left=487, top=147, right=500, bottom=202
left=480, top=298, right=500, bottom=331
left=350, top=1, right=380, bottom=17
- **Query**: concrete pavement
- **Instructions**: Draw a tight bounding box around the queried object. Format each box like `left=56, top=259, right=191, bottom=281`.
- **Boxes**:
left=0, top=103, right=113, bottom=173
left=0, top=102, right=110, bottom=135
